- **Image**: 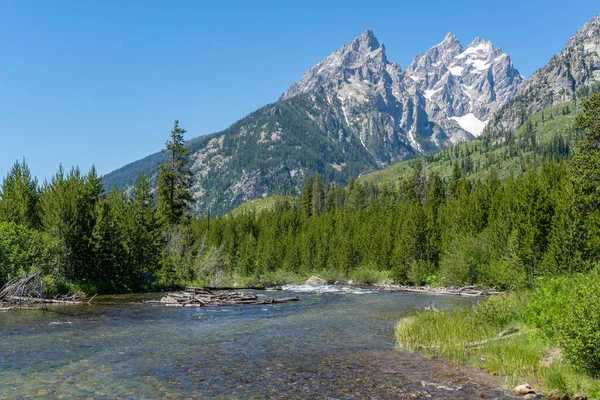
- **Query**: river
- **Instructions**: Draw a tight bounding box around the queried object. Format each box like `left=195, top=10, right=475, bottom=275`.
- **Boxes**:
left=0, top=286, right=517, bottom=399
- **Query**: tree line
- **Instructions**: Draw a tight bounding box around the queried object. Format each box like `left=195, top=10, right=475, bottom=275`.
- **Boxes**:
left=1, top=93, right=600, bottom=293
left=0, top=121, right=192, bottom=292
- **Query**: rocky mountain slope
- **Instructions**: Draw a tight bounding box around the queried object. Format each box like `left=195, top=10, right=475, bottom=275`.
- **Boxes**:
left=487, top=13, right=600, bottom=135
left=103, top=28, right=524, bottom=215
left=407, top=33, right=523, bottom=137
left=281, top=30, right=522, bottom=147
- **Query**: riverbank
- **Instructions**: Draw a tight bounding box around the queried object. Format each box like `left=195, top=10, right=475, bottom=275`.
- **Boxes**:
left=395, top=273, right=600, bottom=399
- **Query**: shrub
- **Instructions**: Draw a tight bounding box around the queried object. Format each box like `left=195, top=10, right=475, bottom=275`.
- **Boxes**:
left=440, top=235, right=489, bottom=286
left=350, top=263, right=387, bottom=284
left=258, top=269, right=303, bottom=286
left=474, top=293, right=525, bottom=328
left=523, top=276, right=576, bottom=339
left=0, top=222, right=58, bottom=285
left=407, top=260, right=436, bottom=286
left=558, top=273, right=600, bottom=377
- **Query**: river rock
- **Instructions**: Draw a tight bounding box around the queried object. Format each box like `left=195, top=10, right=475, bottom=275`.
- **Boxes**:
left=513, top=384, right=535, bottom=395
left=305, top=276, right=327, bottom=286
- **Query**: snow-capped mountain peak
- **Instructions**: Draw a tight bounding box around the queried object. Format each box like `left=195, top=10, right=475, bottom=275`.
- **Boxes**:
left=406, top=34, right=523, bottom=137
left=281, top=30, right=522, bottom=148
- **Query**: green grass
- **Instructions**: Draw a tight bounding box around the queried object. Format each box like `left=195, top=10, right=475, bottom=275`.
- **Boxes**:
left=396, top=290, right=600, bottom=398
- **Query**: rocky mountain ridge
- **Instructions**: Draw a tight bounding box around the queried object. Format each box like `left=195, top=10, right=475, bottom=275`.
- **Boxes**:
left=407, top=33, right=523, bottom=137
left=486, top=13, right=600, bottom=134
left=281, top=30, right=522, bottom=146
left=103, top=14, right=600, bottom=215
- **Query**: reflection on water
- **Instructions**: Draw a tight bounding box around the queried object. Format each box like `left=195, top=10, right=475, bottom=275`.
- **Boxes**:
left=0, top=288, right=515, bottom=399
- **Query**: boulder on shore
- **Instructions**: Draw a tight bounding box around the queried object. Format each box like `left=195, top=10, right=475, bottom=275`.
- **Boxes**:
left=305, top=276, right=327, bottom=286
left=513, top=384, right=535, bottom=395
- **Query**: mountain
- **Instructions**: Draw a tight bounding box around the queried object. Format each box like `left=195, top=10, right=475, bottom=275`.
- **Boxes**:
left=104, top=30, right=523, bottom=215
left=281, top=30, right=522, bottom=147
left=360, top=100, right=580, bottom=187
left=487, top=13, right=600, bottom=135
left=407, top=33, right=523, bottom=137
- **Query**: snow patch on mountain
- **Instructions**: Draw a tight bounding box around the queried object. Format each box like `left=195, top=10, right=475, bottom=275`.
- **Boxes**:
left=449, top=113, right=488, bottom=137
left=448, top=65, right=464, bottom=76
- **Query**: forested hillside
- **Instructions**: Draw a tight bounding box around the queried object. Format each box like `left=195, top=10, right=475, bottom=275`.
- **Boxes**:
left=361, top=81, right=600, bottom=186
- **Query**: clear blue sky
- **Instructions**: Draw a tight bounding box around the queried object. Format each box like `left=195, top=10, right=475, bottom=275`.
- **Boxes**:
left=1, top=0, right=598, bottom=181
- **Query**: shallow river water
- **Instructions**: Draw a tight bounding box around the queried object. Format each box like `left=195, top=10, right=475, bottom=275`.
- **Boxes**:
left=0, top=286, right=517, bottom=399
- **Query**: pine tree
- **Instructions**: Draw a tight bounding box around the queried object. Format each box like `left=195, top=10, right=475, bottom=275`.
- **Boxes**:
left=447, top=162, right=462, bottom=199
left=0, top=159, right=40, bottom=229
left=424, top=171, right=444, bottom=265
left=572, top=93, right=600, bottom=214
left=128, top=174, right=161, bottom=282
left=63, top=166, right=104, bottom=281
left=91, top=190, right=128, bottom=285
left=542, top=177, right=586, bottom=275
left=157, top=120, right=194, bottom=225
left=301, top=176, right=313, bottom=217
left=312, top=174, right=325, bottom=216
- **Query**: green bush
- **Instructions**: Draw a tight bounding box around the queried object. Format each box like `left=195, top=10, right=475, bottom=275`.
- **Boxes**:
left=558, top=273, right=600, bottom=377
left=523, top=276, right=577, bottom=339
left=482, top=258, right=528, bottom=290
left=258, top=269, right=304, bottom=286
left=407, top=260, right=436, bottom=286
left=440, top=235, right=489, bottom=286
left=350, top=263, right=387, bottom=284
left=0, top=222, right=58, bottom=285
left=320, top=268, right=348, bottom=284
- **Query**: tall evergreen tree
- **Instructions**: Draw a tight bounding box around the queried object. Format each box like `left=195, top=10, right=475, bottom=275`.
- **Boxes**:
left=312, top=174, right=325, bottom=216
left=157, top=120, right=194, bottom=225
left=128, top=174, right=161, bottom=282
left=301, top=176, right=313, bottom=217
left=572, top=92, right=600, bottom=214
left=0, top=159, right=40, bottom=229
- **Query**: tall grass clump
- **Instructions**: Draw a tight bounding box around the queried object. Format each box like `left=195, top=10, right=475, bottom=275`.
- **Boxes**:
left=396, top=277, right=600, bottom=397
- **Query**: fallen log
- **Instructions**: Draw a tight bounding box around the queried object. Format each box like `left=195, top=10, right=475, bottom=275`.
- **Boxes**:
left=154, top=287, right=299, bottom=307
left=465, top=328, right=536, bottom=348
left=6, top=296, right=82, bottom=304
left=417, top=328, right=536, bottom=350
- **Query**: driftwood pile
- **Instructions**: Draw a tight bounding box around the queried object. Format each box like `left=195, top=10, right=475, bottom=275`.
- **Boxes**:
left=381, top=285, right=503, bottom=297
left=156, top=286, right=299, bottom=307
left=0, top=272, right=81, bottom=310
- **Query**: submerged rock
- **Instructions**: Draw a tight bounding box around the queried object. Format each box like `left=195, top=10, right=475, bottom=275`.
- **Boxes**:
left=305, top=276, right=327, bottom=286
